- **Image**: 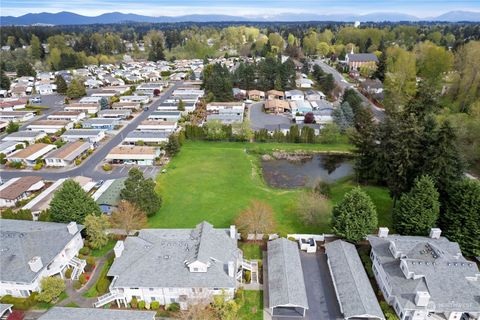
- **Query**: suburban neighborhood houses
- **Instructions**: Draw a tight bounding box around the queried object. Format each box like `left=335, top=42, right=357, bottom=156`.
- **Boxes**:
left=1, top=5, right=480, bottom=320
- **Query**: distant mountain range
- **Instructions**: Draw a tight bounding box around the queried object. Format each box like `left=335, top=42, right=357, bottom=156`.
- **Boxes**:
left=1, top=10, right=480, bottom=25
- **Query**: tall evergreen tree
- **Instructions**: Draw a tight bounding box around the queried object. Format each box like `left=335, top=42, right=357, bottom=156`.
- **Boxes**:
left=350, top=108, right=379, bottom=182
left=331, top=187, right=378, bottom=243
left=120, top=168, right=162, bottom=217
left=441, top=179, right=480, bottom=257
left=54, top=75, right=67, bottom=94
left=421, top=120, right=463, bottom=195
left=0, top=68, right=11, bottom=90
left=374, top=39, right=387, bottom=81
left=16, top=61, right=36, bottom=77
left=30, top=35, right=42, bottom=60
left=50, top=180, right=101, bottom=223
left=393, top=175, right=440, bottom=236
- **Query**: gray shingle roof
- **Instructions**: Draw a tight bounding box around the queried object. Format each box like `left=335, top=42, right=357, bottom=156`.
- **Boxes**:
left=325, top=240, right=384, bottom=320
left=347, top=53, right=379, bottom=63
left=0, top=304, right=12, bottom=317
left=38, top=307, right=155, bottom=320
left=126, top=131, right=170, bottom=139
left=368, top=234, right=480, bottom=314
left=267, top=238, right=309, bottom=309
left=108, top=221, right=240, bottom=289
left=62, top=129, right=103, bottom=137
left=0, top=220, right=83, bottom=283
left=3, top=131, right=43, bottom=138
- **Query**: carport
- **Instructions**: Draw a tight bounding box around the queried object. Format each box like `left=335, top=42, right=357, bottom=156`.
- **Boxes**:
left=267, top=238, right=309, bottom=318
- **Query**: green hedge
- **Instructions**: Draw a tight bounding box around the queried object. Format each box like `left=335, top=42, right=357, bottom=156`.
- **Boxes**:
left=0, top=292, right=38, bottom=310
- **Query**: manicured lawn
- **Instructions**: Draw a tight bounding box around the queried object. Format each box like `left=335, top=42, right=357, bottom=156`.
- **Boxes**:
left=239, top=243, right=263, bottom=260
left=152, top=141, right=392, bottom=234
left=90, top=240, right=116, bottom=257
left=330, top=177, right=393, bottom=231
left=237, top=290, right=263, bottom=320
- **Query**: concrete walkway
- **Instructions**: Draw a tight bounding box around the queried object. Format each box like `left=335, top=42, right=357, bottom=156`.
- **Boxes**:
left=58, top=254, right=109, bottom=308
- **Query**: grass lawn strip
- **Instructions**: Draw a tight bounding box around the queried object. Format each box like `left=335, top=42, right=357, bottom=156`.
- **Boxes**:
left=152, top=141, right=392, bottom=234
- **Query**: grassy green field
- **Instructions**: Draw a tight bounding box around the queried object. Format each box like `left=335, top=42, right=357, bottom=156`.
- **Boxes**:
left=152, top=141, right=392, bottom=234
left=237, top=290, right=263, bottom=320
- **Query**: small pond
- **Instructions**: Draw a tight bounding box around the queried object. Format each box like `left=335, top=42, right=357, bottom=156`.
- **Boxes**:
left=262, top=154, right=353, bottom=188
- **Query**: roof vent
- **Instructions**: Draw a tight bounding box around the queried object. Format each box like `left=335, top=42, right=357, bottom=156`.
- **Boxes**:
left=429, top=228, right=441, bottom=239
left=114, top=241, right=124, bottom=258
left=378, top=227, right=389, bottom=238
left=28, top=256, right=43, bottom=273
left=67, top=222, right=78, bottom=235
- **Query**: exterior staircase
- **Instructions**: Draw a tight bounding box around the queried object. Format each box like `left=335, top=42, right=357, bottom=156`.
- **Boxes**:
left=68, top=256, right=86, bottom=280
left=241, top=259, right=259, bottom=284
left=94, top=292, right=123, bottom=308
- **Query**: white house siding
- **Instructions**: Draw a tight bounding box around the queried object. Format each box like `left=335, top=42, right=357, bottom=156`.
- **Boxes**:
left=113, top=286, right=234, bottom=306
left=0, top=233, right=83, bottom=298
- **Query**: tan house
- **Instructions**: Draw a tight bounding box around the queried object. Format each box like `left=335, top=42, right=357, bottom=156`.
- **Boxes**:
left=26, top=120, right=73, bottom=133
left=64, top=103, right=100, bottom=115
left=247, top=90, right=265, bottom=101
left=266, top=90, right=285, bottom=100
left=111, top=102, right=141, bottom=111
left=44, top=141, right=91, bottom=167
left=6, top=143, right=56, bottom=166
left=0, top=176, right=44, bottom=207
left=106, top=145, right=160, bottom=166
left=264, top=100, right=291, bottom=114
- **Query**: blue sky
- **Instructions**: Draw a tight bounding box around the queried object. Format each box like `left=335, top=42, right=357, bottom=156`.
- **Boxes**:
left=2, top=0, right=480, bottom=17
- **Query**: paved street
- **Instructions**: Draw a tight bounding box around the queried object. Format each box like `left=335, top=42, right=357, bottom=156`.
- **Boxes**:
left=0, top=82, right=180, bottom=181
left=313, top=59, right=385, bottom=121
left=249, top=102, right=291, bottom=130
left=18, top=94, right=66, bottom=130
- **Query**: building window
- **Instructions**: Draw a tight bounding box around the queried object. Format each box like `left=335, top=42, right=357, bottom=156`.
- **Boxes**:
left=193, top=268, right=199, bottom=272
left=170, top=298, right=176, bottom=303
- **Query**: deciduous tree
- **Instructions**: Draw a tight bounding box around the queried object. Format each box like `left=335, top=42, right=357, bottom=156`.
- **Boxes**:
left=36, top=277, right=65, bottom=303
left=66, top=79, right=86, bottom=99
left=110, top=200, right=147, bottom=235
left=235, top=200, right=276, bottom=240
left=84, top=214, right=110, bottom=249
left=297, top=192, right=331, bottom=226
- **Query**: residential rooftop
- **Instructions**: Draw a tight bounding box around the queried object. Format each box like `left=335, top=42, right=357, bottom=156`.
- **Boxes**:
left=37, top=307, right=155, bottom=320
left=0, top=176, right=42, bottom=200
left=0, top=220, right=83, bottom=283
left=108, top=221, right=240, bottom=288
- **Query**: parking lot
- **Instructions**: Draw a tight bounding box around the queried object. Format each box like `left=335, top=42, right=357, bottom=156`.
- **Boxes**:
left=249, top=102, right=291, bottom=130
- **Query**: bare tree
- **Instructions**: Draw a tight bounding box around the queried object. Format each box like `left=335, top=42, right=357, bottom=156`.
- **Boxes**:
left=297, top=191, right=331, bottom=226
left=175, top=294, right=216, bottom=320
left=110, top=200, right=147, bottom=235
left=235, top=200, right=276, bottom=240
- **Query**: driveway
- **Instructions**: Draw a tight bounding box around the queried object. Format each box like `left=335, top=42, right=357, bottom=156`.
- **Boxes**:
left=249, top=102, right=291, bottom=131
left=313, top=59, right=385, bottom=121
left=0, top=83, right=180, bottom=181
left=300, top=251, right=343, bottom=320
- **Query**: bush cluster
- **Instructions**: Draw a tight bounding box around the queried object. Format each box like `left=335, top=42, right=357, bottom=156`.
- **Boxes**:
left=0, top=293, right=38, bottom=310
